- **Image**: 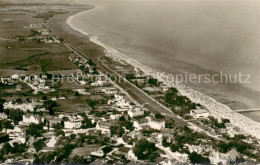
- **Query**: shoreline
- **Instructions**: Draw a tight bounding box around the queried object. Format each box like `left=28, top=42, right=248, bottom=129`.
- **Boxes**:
left=66, top=9, right=260, bottom=139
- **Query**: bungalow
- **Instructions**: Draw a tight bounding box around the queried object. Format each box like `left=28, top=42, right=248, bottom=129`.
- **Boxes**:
left=46, top=136, right=57, bottom=147
left=22, top=114, right=42, bottom=125
left=90, top=147, right=104, bottom=157
left=41, top=147, right=55, bottom=153
left=128, top=106, right=144, bottom=118
left=160, top=83, right=169, bottom=92
left=158, top=132, right=174, bottom=143
left=133, top=118, right=149, bottom=130
left=0, top=113, right=7, bottom=119
left=149, top=119, right=165, bottom=130
left=190, top=109, right=209, bottom=118
left=113, top=147, right=131, bottom=160
left=96, top=120, right=116, bottom=131
left=102, top=87, right=118, bottom=95
left=64, top=121, right=82, bottom=129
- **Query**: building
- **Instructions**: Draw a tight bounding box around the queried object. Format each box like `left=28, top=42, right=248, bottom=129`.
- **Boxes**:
left=128, top=106, right=144, bottom=118
left=90, top=148, right=104, bottom=157
left=160, top=83, right=169, bottom=92
left=149, top=119, right=165, bottom=130
left=0, top=113, right=7, bottom=119
left=22, top=114, right=42, bottom=124
left=190, top=109, right=209, bottom=118
left=64, top=121, right=82, bottom=129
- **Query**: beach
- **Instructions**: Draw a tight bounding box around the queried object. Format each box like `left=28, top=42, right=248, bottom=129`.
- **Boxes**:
left=64, top=7, right=260, bottom=139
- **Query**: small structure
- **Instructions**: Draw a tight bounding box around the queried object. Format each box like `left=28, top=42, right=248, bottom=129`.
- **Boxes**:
left=149, top=119, right=165, bottom=130
left=90, top=147, right=104, bottom=157
left=128, top=106, right=144, bottom=118
left=22, top=114, right=42, bottom=124
left=190, top=109, right=209, bottom=118
left=64, top=121, right=82, bottom=129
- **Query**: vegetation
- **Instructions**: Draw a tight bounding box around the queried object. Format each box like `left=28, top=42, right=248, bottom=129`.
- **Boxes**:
left=0, top=142, right=28, bottom=155
left=188, top=152, right=210, bottom=164
left=27, top=123, right=44, bottom=137
left=147, top=78, right=158, bottom=86
left=133, top=139, right=158, bottom=162
left=33, top=139, right=46, bottom=152
left=110, top=125, right=125, bottom=137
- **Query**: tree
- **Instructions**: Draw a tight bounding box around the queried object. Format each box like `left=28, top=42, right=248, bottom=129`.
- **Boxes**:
left=1, top=143, right=11, bottom=154
left=170, top=143, right=179, bottom=152
left=133, top=139, right=157, bottom=160
left=27, top=123, right=43, bottom=137
left=1, top=120, right=12, bottom=130
left=148, top=78, right=158, bottom=86
left=26, top=98, right=30, bottom=103
left=74, top=91, right=80, bottom=97
left=4, top=109, right=10, bottom=118
left=110, top=125, right=125, bottom=137
left=49, top=107, right=55, bottom=115
left=0, top=103, right=3, bottom=113
left=16, top=98, right=22, bottom=103
left=0, top=99, right=6, bottom=104
left=42, top=96, right=47, bottom=100
left=9, top=109, right=23, bottom=124
left=162, top=138, right=171, bottom=147
left=33, top=139, right=45, bottom=152
left=188, top=152, right=210, bottom=164
left=155, top=113, right=164, bottom=119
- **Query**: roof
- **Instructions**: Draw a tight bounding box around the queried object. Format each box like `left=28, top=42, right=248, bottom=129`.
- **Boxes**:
left=192, top=109, right=209, bottom=114
left=118, top=147, right=130, bottom=153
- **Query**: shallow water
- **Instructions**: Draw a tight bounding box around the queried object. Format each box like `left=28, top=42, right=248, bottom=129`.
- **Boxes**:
left=72, top=0, right=260, bottom=121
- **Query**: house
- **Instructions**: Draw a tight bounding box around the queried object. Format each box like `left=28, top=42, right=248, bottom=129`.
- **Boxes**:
left=102, top=87, right=118, bottom=95
left=158, top=132, right=174, bottom=143
left=41, top=147, right=55, bottom=153
left=133, top=118, right=149, bottom=130
left=96, top=120, right=116, bottom=131
left=160, top=83, right=169, bottom=92
left=90, top=147, right=104, bottom=157
left=185, top=144, right=203, bottom=154
left=49, top=118, right=62, bottom=127
left=113, top=147, right=131, bottom=160
left=0, top=113, right=7, bottom=119
left=111, top=94, right=132, bottom=110
left=64, top=121, right=82, bottom=129
left=149, top=119, right=165, bottom=130
left=4, top=101, right=43, bottom=112
left=22, top=114, right=42, bottom=125
left=128, top=106, right=144, bottom=118
left=46, top=136, right=57, bottom=147
left=209, top=149, right=240, bottom=165
left=190, top=109, right=209, bottom=118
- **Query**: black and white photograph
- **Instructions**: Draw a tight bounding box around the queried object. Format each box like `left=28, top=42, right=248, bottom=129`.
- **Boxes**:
left=0, top=0, right=259, bottom=164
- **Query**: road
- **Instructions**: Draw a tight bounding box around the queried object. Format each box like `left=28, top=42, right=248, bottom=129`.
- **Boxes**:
left=63, top=41, right=229, bottom=142
left=63, top=41, right=185, bottom=126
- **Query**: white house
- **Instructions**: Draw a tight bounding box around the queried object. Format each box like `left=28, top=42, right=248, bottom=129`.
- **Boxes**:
left=64, top=121, right=82, bottom=129
left=90, top=148, right=104, bottom=157
left=46, top=136, right=57, bottom=147
left=149, top=119, right=165, bottom=130
left=190, top=109, right=209, bottom=118
left=128, top=106, right=144, bottom=118
left=22, top=114, right=42, bottom=124
left=0, top=113, right=7, bottom=119
left=160, top=83, right=169, bottom=92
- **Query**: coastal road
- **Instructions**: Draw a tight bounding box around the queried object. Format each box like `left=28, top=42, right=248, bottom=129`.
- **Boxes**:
left=63, top=41, right=186, bottom=126
left=63, top=41, right=229, bottom=142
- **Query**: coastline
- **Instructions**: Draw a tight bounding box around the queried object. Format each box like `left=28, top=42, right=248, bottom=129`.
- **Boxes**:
left=66, top=9, right=260, bottom=139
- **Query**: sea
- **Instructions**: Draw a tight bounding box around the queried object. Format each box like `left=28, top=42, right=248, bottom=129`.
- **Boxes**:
left=70, top=0, right=260, bottom=121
